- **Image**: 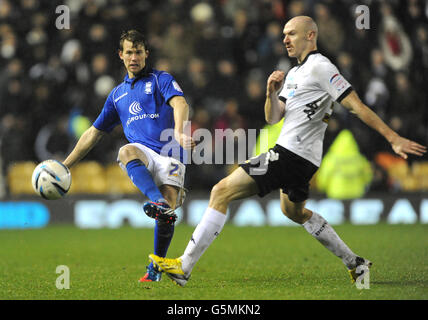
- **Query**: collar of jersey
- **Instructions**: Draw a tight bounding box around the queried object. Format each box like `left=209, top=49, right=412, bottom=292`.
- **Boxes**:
left=124, top=74, right=133, bottom=83
left=297, top=50, right=319, bottom=66
left=123, top=67, right=153, bottom=83
left=124, top=73, right=143, bottom=84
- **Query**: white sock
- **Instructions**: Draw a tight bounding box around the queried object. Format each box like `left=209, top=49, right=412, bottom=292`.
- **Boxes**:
left=303, top=212, right=357, bottom=269
left=181, top=207, right=227, bottom=274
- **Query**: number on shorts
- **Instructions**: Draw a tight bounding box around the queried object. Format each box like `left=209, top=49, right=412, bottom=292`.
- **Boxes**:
left=169, top=163, right=179, bottom=177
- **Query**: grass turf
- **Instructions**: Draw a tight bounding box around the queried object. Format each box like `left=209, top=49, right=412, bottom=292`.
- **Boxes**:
left=0, top=223, right=427, bottom=300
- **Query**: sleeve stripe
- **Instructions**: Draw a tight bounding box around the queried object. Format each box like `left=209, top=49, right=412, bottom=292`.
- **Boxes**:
left=278, top=96, right=287, bottom=103
left=337, top=86, right=353, bottom=103
left=112, top=83, right=125, bottom=113
left=114, top=91, right=128, bottom=103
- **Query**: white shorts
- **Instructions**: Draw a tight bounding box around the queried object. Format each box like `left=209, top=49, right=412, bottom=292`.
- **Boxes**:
left=117, top=143, right=186, bottom=206
left=118, top=142, right=186, bottom=188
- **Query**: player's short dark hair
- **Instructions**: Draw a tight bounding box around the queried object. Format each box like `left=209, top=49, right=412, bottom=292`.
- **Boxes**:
left=119, top=29, right=148, bottom=51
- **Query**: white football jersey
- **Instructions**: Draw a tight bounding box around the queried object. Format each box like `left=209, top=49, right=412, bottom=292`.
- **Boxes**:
left=277, top=51, right=352, bottom=166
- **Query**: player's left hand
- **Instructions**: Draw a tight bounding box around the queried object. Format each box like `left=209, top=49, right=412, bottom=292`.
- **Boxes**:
left=175, top=132, right=196, bottom=150
left=391, top=136, right=427, bottom=159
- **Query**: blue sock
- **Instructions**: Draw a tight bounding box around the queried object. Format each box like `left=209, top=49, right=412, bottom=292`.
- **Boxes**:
left=154, top=220, right=175, bottom=257
left=125, top=159, right=164, bottom=202
left=148, top=218, right=175, bottom=270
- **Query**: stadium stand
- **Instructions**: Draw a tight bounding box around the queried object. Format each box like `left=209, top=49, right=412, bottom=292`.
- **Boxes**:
left=1, top=0, right=427, bottom=196
left=7, top=161, right=36, bottom=195
left=105, top=163, right=140, bottom=195
left=68, top=161, right=107, bottom=194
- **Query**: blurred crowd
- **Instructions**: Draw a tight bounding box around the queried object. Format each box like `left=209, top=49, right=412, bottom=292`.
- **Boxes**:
left=1, top=0, right=428, bottom=194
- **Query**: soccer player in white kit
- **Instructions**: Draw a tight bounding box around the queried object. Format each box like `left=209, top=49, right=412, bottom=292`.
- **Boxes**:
left=150, top=16, right=427, bottom=286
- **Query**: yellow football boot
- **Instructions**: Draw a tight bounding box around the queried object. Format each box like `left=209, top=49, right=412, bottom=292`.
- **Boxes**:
left=149, top=254, right=190, bottom=287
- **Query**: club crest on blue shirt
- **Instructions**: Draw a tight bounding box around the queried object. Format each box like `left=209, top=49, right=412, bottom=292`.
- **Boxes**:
left=145, top=81, right=152, bottom=94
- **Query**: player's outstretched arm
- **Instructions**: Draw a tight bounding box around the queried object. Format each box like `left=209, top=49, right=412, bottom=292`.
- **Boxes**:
left=169, top=96, right=195, bottom=150
left=63, top=126, right=106, bottom=168
left=265, top=70, right=286, bottom=124
left=341, top=90, right=427, bottom=159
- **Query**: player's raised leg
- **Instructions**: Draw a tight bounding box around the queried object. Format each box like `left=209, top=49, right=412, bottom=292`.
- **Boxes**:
left=119, top=145, right=165, bottom=203
left=118, top=144, right=176, bottom=221
left=150, top=167, right=259, bottom=286
left=279, top=192, right=372, bottom=283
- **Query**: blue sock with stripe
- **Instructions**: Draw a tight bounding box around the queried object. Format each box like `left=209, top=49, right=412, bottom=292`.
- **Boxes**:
left=125, top=159, right=164, bottom=202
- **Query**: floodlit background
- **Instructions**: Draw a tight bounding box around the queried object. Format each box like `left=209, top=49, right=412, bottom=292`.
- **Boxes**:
left=1, top=0, right=428, bottom=227
left=1, top=0, right=428, bottom=302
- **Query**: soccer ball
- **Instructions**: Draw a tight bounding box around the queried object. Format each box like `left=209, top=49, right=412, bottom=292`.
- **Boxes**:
left=31, top=159, right=71, bottom=200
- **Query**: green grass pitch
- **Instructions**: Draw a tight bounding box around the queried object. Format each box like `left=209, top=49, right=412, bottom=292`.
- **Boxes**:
left=0, top=223, right=427, bottom=300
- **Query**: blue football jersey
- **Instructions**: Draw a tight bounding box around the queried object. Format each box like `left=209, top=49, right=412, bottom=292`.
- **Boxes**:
left=93, top=69, right=187, bottom=163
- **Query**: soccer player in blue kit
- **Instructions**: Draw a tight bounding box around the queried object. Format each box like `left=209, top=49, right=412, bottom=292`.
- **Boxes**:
left=63, top=30, right=195, bottom=282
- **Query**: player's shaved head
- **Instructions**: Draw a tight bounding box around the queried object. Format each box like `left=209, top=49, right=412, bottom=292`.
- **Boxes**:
left=283, top=16, right=318, bottom=63
left=286, top=16, right=318, bottom=41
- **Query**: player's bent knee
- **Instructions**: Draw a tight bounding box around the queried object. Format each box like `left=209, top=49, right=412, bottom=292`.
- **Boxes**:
left=211, top=179, right=232, bottom=203
left=118, top=145, right=147, bottom=166
left=211, top=180, right=226, bottom=199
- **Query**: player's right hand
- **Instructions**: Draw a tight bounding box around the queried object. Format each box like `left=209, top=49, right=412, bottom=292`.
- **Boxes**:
left=266, top=70, right=285, bottom=95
